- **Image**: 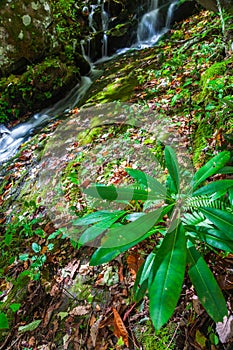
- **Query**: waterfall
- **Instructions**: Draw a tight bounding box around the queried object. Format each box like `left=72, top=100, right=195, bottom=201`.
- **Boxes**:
left=165, top=1, right=177, bottom=28
left=89, top=5, right=97, bottom=33
left=85, top=0, right=109, bottom=60
left=137, top=0, right=178, bottom=48
left=101, top=3, right=109, bottom=57
left=0, top=1, right=178, bottom=164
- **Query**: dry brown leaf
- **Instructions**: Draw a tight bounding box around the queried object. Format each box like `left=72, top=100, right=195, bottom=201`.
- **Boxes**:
left=69, top=305, right=91, bottom=316
left=113, top=307, right=129, bottom=347
left=118, top=264, right=124, bottom=282
left=28, top=336, right=36, bottom=347
left=43, top=301, right=62, bottom=327
left=63, top=260, right=80, bottom=279
left=192, top=295, right=203, bottom=315
left=90, top=317, right=102, bottom=347
left=127, top=252, right=144, bottom=279
left=216, top=315, right=233, bottom=343
left=79, top=263, right=93, bottom=275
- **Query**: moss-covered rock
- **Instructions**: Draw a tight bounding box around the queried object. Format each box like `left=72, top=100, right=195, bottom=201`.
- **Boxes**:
left=196, top=61, right=227, bottom=104
left=0, top=58, right=80, bottom=120
left=0, top=0, right=54, bottom=77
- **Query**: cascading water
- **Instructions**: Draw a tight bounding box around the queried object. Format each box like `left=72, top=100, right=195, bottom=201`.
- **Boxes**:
left=0, top=0, right=178, bottom=164
left=101, top=1, right=109, bottom=57
left=137, top=0, right=178, bottom=48
left=89, top=5, right=97, bottom=33
left=0, top=77, right=93, bottom=163
left=84, top=0, right=109, bottom=60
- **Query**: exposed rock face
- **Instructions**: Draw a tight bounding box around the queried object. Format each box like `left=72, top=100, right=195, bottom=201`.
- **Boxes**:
left=172, top=1, right=201, bottom=24
left=0, top=0, right=54, bottom=77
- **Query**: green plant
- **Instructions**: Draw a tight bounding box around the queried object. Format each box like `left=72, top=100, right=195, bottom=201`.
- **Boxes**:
left=73, top=147, right=233, bottom=330
left=136, top=320, right=177, bottom=349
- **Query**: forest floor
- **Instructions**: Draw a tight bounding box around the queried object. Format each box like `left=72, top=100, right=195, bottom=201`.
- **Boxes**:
left=0, top=9, right=233, bottom=350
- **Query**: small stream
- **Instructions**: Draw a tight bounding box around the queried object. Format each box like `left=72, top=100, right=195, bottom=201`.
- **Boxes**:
left=0, top=0, right=177, bottom=164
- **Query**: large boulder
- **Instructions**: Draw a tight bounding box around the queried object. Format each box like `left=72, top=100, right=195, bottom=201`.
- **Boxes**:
left=0, top=0, right=54, bottom=77
left=0, top=58, right=80, bottom=120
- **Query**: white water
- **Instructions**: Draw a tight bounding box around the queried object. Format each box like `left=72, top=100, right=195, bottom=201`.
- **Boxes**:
left=0, top=0, right=177, bottom=164
left=86, top=0, right=109, bottom=59
left=89, top=5, right=97, bottom=33
left=117, top=0, right=177, bottom=53
left=0, top=77, right=93, bottom=163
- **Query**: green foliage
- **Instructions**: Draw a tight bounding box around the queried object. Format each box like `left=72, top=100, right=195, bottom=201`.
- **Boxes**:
left=18, top=319, right=42, bottom=333
left=136, top=320, right=177, bottom=349
left=73, top=147, right=233, bottom=330
left=50, top=0, right=81, bottom=62
left=0, top=312, right=9, bottom=329
left=0, top=58, right=78, bottom=120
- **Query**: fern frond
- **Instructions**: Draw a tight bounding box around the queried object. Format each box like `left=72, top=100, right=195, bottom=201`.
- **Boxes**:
left=184, top=195, right=229, bottom=212
left=182, top=211, right=205, bottom=226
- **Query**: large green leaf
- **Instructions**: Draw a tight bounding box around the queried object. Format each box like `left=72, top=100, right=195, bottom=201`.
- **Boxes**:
left=204, top=230, right=233, bottom=252
left=229, top=188, right=233, bottom=206
left=125, top=168, right=167, bottom=198
left=0, top=312, right=9, bottom=329
left=84, top=184, right=163, bottom=201
left=101, top=208, right=163, bottom=248
left=187, top=242, right=227, bottom=322
left=199, top=207, right=233, bottom=240
left=89, top=205, right=173, bottom=265
left=192, top=151, right=230, bottom=190
left=76, top=210, right=125, bottom=245
left=90, top=229, right=155, bottom=265
left=164, top=146, right=180, bottom=194
left=149, top=224, right=186, bottom=330
left=90, top=246, right=123, bottom=266
left=134, top=252, right=156, bottom=302
left=79, top=219, right=118, bottom=245
left=193, top=180, right=233, bottom=197
left=73, top=210, right=125, bottom=226
left=217, top=166, right=233, bottom=174
left=188, top=227, right=233, bottom=252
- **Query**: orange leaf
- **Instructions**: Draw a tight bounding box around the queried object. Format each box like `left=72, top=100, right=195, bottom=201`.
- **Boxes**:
left=127, top=253, right=144, bottom=279
left=112, top=308, right=129, bottom=347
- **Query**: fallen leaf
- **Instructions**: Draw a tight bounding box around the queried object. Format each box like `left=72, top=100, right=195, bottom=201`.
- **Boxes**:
left=69, top=305, right=91, bottom=316
left=127, top=252, right=144, bottom=279
left=113, top=308, right=129, bottom=347
left=216, top=315, right=233, bottom=343
left=90, top=317, right=102, bottom=347
left=18, top=319, right=42, bottom=333
left=195, top=329, right=207, bottom=348
left=28, top=336, right=36, bottom=347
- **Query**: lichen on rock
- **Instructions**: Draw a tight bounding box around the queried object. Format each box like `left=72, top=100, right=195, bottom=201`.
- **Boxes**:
left=0, top=0, right=54, bottom=77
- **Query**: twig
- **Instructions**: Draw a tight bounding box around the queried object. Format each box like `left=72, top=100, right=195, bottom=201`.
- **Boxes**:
left=166, top=322, right=180, bottom=349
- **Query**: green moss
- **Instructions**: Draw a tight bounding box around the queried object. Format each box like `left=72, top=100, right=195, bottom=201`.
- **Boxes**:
left=136, top=320, right=177, bottom=349
left=0, top=58, right=79, bottom=120
left=107, top=23, right=129, bottom=37
left=197, top=61, right=227, bottom=104
left=77, top=127, right=103, bottom=145
left=192, top=121, right=212, bottom=166
left=88, top=77, right=137, bottom=104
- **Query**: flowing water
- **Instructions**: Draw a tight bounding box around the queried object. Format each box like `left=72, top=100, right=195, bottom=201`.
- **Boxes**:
left=0, top=0, right=177, bottom=164
left=137, top=0, right=177, bottom=48
left=0, top=77, right=93, bottom=163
